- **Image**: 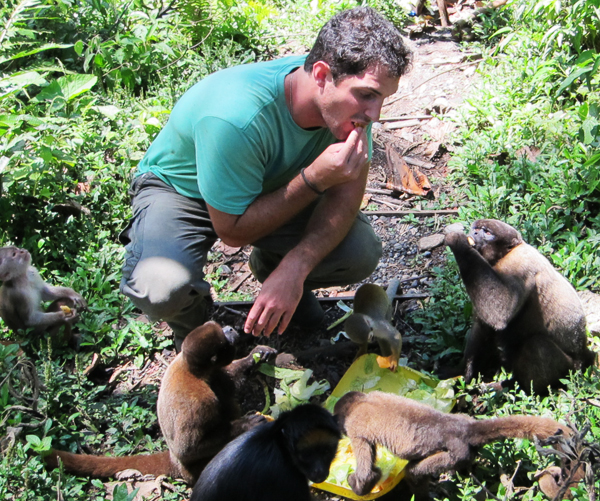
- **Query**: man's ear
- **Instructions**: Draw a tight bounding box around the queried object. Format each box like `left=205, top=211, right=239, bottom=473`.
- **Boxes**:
left=312, top=61, right=333, bottom=89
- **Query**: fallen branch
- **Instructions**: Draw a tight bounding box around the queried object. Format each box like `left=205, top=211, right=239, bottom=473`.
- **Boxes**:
left=378, top=115, right=432, bottom=122
left=215, top=293, right=429, bottom=308
left=363, top=209, right=459, bottom=216
left=404, top=156, right=435, bottom=169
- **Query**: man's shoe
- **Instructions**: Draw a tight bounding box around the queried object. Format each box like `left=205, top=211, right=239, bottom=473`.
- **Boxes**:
left=291, top=290, right=325, bottom=328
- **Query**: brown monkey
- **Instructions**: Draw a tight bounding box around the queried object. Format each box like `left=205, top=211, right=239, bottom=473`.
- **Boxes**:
left=344, top=280, right=402, bottom=370
left=46, top=321, right=277, bottom=484
left=0, top=246, right=86, bottom=335
left=334, top=391, right=570, bottom=497
left=444, top=219, right=596, bottom=394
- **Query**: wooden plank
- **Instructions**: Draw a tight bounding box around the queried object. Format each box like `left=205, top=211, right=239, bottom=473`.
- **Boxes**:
left=362, top=209, right=459, bottom=216
left=214, top=293, right=429, bottom=307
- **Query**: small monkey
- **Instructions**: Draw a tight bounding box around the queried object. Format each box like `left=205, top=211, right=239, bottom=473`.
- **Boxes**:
left=191, top=404, right=341, bottom=501
left=344, top=280, right=402, bottom=370
left=0, top=246, right=86, bottom=335
left=445, top=220, right=596, bottom=394
left=334, top=391, right=571, bottom=497
left=46, top=321, right=277, bottom=484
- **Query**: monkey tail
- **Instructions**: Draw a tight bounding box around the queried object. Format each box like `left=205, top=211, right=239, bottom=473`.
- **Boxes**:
left=45, top=449, right=174, bottom=478
left=469, top=416, right=569, bottom=446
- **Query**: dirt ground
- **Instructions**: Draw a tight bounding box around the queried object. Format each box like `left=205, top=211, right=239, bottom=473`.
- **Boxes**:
left=109, top=14, right=489, bottom=501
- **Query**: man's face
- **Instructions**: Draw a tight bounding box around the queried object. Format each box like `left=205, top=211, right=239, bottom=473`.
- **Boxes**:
left=317, top=64, right=399, bottom=140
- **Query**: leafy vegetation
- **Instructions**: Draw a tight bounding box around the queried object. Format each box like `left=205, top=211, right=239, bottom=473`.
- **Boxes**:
left=0, top=0, right=599, bottom=499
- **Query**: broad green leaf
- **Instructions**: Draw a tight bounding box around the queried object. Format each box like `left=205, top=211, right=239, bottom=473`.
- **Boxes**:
left=0, top=115, right=23, bottom=128
left=57, top=74, right=98, bottom=100
left=26, top=435, right=41, bottom=447
left=34, top=74, right=97, bottom=102
left=556, top=65, right=593, bottom=96
left=0, top=43, right=73, bottom=65
left=0, top=71, right=46, bottom=99
left=74, top=40, right=84, bottom=56
left=581, top=116, right=599, bottom=144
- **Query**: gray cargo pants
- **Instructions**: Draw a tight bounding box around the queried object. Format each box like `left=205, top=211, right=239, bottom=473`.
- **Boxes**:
left=119, top=173, right=382, bottom=346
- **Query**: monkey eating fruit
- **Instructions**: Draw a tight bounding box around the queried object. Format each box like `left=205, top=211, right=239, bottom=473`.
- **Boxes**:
left=0, top=246, right=86, bottom=337
left=334, top=391, right=571, bottom=498
left=344, top=280, right=402, bottom=370
left=444, top=219, right=596, bottom=394
left=46, top=321, right=277, bottom=484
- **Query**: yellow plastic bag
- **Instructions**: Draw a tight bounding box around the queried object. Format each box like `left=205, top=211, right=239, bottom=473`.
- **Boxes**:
left=312, top=354, right=455, bottom=499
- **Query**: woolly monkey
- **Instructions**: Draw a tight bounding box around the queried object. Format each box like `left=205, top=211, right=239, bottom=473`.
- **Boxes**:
left=334, top=391, right=570, bottom=497
left=191, top=404, right=341, bottom=501
left=445, top=219, right=595, bottom=394
left=0, top=246, right=86, bottom=336
left=344, top=280, right=402, bottom=370
left=46, top=321, right=277, bottom=484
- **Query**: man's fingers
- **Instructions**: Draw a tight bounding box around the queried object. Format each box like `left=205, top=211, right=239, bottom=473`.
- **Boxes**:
left=263, top=313, right=282, bottom=338
left=277, top=310, right=294, bottom=335
left=338, top=127, right=363, bottom=163
left=245, top=304, right=262, bottom=335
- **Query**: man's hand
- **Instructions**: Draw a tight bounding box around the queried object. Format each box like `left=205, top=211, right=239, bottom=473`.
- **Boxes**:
left=304, top=126, right=369, bottom=193
left=244, top=267, right=304, bottom=337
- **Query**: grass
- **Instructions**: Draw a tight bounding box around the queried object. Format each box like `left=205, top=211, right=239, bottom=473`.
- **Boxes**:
left=0, top=0, right=599, bottom=498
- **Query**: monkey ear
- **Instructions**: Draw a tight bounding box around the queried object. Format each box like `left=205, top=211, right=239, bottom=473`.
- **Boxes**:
left=509, top=236, right=522, bottom=249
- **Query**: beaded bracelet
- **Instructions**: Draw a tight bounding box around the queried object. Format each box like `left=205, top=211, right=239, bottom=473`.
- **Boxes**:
left=300, top=168, right=325, bottom=195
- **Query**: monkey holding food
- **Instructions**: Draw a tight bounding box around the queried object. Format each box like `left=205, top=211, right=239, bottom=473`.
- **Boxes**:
left=0, top=246, right=86, bottom=335
left=334, top=391, right=571, bottom=498
left=344, top=280, right=402, bottom=370
left=444, top=219, right=596, bottom=394
left=46, top=321, right=277, bottom=484
left=191, top=403, right=341, bottom=501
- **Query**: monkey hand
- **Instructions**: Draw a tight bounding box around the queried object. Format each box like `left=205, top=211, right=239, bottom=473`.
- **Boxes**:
left=444, top=231, right=469, bottom=249
left=249, top=345, right=278, bottom=365
left=231, top=413, right=268, bottom=437
left=63, top=308, right=80, bottom=325
left=304, top=127, right=369, bottom=192
left=348, top=467, right=382, bottom=496
left=67, top=291, right=87, bottom=310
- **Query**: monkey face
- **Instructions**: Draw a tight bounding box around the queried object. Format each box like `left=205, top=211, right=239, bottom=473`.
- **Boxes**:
left=469, top=219, right=523, bottom=265
left=0, top=246, right=31, bottom=281
left=294, top=429, right=340, bottom=483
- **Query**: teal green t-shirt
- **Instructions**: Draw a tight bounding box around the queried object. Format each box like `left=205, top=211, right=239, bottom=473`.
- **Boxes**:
left=137, top=56, right=372, bottom=215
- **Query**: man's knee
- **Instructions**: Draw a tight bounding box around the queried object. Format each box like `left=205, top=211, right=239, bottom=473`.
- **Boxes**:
left=120, top=256, right=210, bottom=320
left=306, top=217, right=382, bottom=288
left=336, top=216, right=382, bottom=280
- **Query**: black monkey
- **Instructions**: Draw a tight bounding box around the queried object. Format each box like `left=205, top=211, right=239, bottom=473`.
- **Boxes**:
left=445, top=219, right=595, bottom=394
left=190, top=404, right=341, bottom=501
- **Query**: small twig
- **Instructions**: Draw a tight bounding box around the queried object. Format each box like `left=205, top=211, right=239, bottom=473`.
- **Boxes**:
left=155, top=352, right=170, bottom=368
left=363, top=209, right=459, bottom=216
left=222, top=306, right=248, bottom=318
left=365, top=187, right=394, bottom=195
left=470, top=472, right=502, bottom=501
left=378, top=115, right=432, bottom=122
left=157, top=25, right=215, bottom=72
left=372, top=196, right=404, bottom=210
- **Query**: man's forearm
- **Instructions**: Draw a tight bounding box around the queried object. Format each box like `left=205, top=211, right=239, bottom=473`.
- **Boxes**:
left=275, top=163, right=369, bottom=283
left=208, top=172, right=320, bottom=247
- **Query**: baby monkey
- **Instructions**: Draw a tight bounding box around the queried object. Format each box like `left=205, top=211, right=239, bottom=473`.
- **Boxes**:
left=0, top=246, right=86, bottom=335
